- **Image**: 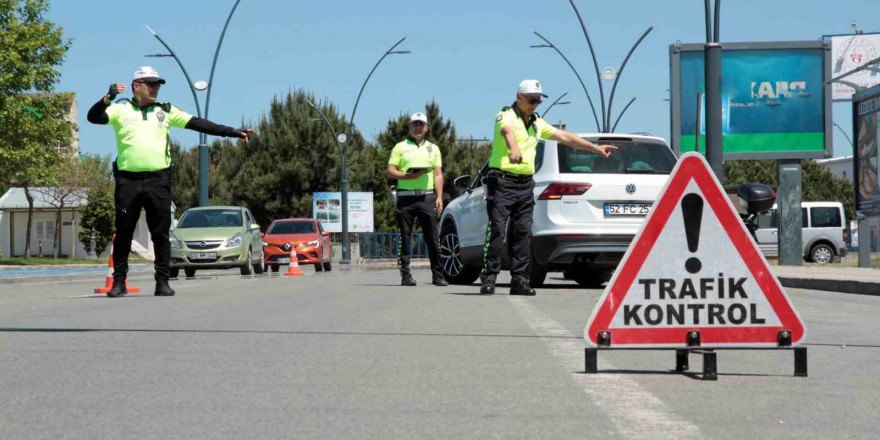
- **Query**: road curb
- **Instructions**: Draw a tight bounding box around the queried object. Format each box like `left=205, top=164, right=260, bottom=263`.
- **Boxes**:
left=0, top=271, right=155, bottom=286
left=777, top=277, right=880, bottom=297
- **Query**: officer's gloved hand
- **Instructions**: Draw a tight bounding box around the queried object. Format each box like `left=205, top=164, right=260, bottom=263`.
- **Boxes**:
left=107, top=84, right=120, bottom=101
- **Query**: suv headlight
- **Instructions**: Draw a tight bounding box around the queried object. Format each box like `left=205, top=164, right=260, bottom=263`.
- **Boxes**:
left=169, top=234, right=182, bottom=249
left=226, top=232, right=244, bottom=247
left=305, top=239, right=319, bottom=247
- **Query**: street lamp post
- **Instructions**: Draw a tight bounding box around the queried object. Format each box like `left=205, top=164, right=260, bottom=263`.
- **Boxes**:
left=306, top=100, right=349, bottom=263
left=542, top=91, right=570, bottom=119
left=333, top=36, right=410, bottom=265
left=145, top=0, right=242, bottom=207
left=530, top=33, right=601, bottom=132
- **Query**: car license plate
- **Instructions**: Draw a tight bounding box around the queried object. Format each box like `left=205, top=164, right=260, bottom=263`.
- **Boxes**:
left=188, top=252, right=216, bottom=260
left=604, top=203, right=652, bottom=216
left=277, top=257, right=290, bottom=264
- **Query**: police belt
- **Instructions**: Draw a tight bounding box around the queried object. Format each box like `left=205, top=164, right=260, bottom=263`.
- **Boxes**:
left=487, top=168, right=533, bottom=182
left=115, top=167, right=171, bottom=180
left=397, top=189, right=434, bottom=197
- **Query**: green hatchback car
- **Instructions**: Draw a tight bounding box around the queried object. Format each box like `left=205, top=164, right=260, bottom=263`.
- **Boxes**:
left=169, top=206, right=264, bottom=278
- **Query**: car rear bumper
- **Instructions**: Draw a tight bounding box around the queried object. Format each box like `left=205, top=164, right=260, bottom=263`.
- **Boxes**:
left=531, top=234, right=634, bottom=267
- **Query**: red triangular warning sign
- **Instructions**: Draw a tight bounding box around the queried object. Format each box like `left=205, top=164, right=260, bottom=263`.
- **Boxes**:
left=584, top=152, right=806, bottom=348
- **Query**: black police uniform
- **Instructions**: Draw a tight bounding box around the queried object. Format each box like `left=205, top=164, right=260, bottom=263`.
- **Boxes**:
left=480, top=104, right=558, bottom=295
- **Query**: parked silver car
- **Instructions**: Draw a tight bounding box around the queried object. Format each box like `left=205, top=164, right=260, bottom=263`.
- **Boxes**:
left=439, top=133, right=677, bottom=287
left=754, top=201, right=847, bottom=263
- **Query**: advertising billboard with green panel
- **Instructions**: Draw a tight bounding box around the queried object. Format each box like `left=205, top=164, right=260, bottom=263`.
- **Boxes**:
left=670, top=41, right=832, bottom=160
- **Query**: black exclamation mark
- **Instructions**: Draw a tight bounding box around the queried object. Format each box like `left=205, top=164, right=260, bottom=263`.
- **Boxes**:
left=681, top=193, right=704, bottom=274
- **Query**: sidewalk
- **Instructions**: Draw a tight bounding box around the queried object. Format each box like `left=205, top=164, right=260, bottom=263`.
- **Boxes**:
left=772, top=264, right=880, bottom=296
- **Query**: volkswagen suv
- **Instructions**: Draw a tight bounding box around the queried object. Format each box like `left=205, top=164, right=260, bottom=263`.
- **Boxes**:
left=439, top=134, right=677, bottom=287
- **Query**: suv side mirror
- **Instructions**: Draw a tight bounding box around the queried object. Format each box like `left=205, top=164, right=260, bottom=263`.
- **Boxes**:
left=737, top=183, right=775, bottom=214
left=322, top=231, right=330, bottom=236
left=454, top=175, right=472, bottom=192
left=250, top=223, right=261, bottom=231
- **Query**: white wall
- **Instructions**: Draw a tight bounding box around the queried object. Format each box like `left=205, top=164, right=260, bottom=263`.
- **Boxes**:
left=0, top=211, right=8, bottom=258
left=10, top=210, right=88, bottom=258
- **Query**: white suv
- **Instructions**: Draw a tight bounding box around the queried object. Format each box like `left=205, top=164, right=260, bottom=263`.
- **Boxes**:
left=438, top=133, right=677, bottom=287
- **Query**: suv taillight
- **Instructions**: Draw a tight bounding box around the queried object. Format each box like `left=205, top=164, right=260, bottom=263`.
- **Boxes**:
left=538, top=183, right=592, bottom=200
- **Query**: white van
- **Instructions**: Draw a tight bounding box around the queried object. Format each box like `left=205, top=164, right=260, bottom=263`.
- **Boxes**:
left=754, top=201, right=847, bottom=263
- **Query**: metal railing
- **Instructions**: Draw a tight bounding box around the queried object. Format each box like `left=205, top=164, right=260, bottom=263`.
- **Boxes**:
left=359, top=232, right=429, bottom=259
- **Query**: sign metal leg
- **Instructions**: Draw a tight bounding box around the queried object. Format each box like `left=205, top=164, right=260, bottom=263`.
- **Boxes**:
left=794, top=347, right=808, bottom=377
left=675, top=349, right=690, bottom=372
left=702, top=351, right=717, bottom=381
left=585, top=348, right=598, bottom=374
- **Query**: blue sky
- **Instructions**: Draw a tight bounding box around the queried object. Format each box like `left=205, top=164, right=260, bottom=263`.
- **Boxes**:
left=49, top=0, right=878, bottom=159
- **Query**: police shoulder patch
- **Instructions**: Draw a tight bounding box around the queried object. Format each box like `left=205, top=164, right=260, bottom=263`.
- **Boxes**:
left=496, top=114, right=503, bottom=122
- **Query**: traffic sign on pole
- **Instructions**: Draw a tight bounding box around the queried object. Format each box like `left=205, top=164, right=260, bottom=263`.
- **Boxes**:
left=584, top=152, right=806, bottom=348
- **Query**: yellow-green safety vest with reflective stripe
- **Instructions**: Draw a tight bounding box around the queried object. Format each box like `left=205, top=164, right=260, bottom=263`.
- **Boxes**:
left=388, top=138, right=442, bottom=190
left=106, top=100, right=193, bottom=172
left=489, top=105, right=557, bottom=175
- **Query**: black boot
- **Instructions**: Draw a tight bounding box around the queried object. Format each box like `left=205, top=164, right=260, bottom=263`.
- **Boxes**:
left=510, top=277, right=536, bottom=296
left=479, top=274, right=496, bottom=295
left=154, top=278, right=175, bottom=296
left=432, top=272, right=448, bottom=286
left=401, top=273, right=417, bottom=287
left=107, top=278, right=127, bottom=298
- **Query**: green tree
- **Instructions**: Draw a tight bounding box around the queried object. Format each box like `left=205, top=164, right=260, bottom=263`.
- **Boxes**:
left=0, top=0, right=73, bottom=259
left=229, top=90, right=355, bottom=227
left=724, top=159, right=855, bottom=221
left=76, top=155, right=114, bottom=256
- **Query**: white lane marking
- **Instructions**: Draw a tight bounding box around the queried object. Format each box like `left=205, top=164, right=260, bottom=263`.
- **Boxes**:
left=508, top=297, right=703, bottom=440
left=65, top=294, right=105, bottom=298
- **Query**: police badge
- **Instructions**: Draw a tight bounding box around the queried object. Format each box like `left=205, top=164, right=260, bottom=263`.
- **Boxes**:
left=156, top=111, right=166, bottom=127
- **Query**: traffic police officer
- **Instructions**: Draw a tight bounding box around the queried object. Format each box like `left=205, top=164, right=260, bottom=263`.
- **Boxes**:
left=87, top=66, right=253, bottom=297
left=480, top=79, right=617, bottom=295
left=386, top=112, right=448, bottom=287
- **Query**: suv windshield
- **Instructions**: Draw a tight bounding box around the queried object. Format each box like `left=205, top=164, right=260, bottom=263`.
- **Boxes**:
left=268, top=221, right=316, bottom=234
left=558, top=141, right=677, bottom=174
left=178, top=209, right=243, bottom=228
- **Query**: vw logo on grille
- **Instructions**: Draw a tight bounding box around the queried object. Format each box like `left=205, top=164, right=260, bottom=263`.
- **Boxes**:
left=200, top=241, right=207, bottom=247
left=625, top=183, right=636, bottom=195
left=283, top=243, right=291, bottom=251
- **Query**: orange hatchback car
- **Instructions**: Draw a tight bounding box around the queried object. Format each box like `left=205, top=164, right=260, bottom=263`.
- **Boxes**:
left=262, top=218, right=333, bottom=272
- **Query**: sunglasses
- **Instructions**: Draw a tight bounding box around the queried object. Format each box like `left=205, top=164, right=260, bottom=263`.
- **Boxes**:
left=527, top=98, right=542, bottom=105
left=137, top=81, right=161, bottom=88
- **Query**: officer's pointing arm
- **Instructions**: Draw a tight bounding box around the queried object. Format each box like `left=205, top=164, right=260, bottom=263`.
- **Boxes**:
left=549, top=130, right=617, bottom=158
left=185, top=118, right=254, bottom=141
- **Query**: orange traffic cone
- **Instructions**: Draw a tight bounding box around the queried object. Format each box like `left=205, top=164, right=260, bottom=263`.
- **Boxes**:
left=94, top=234, right=141, bottom=294
left=282, top=247, right=304, bottom=277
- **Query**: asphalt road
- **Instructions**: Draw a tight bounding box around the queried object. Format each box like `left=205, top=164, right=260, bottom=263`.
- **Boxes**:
left=0, top=268, right=877, bottom=439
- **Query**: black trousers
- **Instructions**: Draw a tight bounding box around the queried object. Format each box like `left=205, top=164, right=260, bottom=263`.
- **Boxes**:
left=395, top=193, right=443, bottom=278
left=481, top=174, right=535, bottom=282
left=113, top=167, right=172, bottom=282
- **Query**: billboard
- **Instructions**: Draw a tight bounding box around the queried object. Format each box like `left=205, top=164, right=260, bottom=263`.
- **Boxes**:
left=312, top=192, right=374, bottom=233
left=853, top=85, right=880, bottom=217
left=829, top=33, right=880, bottom=101
left=670, top=41, right=832, bottom=160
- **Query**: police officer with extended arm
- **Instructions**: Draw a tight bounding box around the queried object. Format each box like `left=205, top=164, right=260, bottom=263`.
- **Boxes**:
left=479, top=79, right=617, bottom=295
left=86, top=66, right=253, bottom=297
left=386, top=112, right=448, bottom=287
